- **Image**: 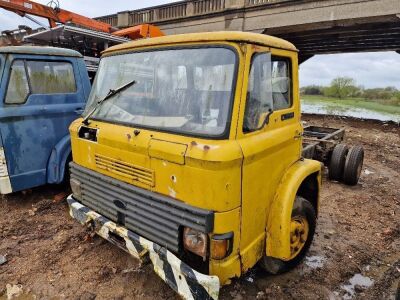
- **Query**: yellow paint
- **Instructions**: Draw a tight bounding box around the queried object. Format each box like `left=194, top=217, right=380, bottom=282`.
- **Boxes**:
left=102, top=31, right=297, bottom=56
left=289, top=215, right=309, bottom=260
left=266, top=159, right=321, bottom=260
left=69, top=32, right=321, bottom=286
left=149, top=139, right=187, bottom=165
left=210, top=207, right=241, bottom=284
left=236, top=45, right=309, bottom=272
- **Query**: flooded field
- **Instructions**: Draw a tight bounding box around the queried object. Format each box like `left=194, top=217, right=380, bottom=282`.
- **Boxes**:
left=301, top=98, right=400, bottom=123
left=0, top=115, right=399, bottom=300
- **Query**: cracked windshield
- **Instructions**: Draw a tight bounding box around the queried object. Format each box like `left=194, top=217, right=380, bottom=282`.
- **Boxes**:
left=86, top=47, right=237, bottom=137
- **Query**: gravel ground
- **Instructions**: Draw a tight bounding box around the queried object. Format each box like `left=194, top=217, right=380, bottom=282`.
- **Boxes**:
left=0, top=114, right=399, bottom=300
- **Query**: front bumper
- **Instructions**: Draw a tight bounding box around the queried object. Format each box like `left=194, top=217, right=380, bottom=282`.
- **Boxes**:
left=0, top=176, right=12, bottom=194
left=67, top=196, right=220, bottom=300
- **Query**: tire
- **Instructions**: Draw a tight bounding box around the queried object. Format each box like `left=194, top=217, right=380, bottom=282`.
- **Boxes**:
left=343, top=145, right=364, bottom=186
left=259, top=196, right=316, bottom=274
left=329, top=144, right=349, bottom=181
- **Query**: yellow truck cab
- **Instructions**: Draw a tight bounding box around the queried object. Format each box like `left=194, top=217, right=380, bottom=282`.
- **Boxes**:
left=67, top=32, right=321, bottom=299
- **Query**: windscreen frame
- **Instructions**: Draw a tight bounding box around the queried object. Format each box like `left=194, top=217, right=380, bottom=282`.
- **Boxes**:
left=86, top=44, right=240, bottom=140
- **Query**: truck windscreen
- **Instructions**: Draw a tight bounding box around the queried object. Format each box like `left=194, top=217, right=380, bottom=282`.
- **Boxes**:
left=85, top=46, right=238, bottom=138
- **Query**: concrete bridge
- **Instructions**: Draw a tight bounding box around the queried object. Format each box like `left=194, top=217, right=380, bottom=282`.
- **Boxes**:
left=96, top=0, right=400, bottom=62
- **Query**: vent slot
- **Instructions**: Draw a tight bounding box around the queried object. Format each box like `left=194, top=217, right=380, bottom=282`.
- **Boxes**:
left=95, top=154, right=155, bottom=187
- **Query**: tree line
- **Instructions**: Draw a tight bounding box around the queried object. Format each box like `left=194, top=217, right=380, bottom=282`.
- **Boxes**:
left=301, top=77, right=400, bottom=105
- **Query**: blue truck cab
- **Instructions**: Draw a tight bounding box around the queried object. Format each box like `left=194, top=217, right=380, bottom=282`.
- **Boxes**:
left=0, top=46, right=90, bottom=194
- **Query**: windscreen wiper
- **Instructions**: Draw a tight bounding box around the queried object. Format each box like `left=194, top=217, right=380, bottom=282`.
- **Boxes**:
left=82, top=79, right=136, bottom=125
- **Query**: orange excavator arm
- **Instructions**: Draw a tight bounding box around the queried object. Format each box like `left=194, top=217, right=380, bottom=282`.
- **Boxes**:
left=113, top=24, right=164, bottom=39
left=0, top=0, right=164, bottom=40
left=0, top=0, right=113, bottom=33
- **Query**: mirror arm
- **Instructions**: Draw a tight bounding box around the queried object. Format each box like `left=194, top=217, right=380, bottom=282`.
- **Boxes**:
left=262, top=109, right=274, bottom=127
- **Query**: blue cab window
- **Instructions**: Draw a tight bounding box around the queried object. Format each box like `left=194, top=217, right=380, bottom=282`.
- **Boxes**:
left=5, top=60, right=29, bottom=104
left=26, top=60, right=76, bottom=94
left=5, top=60, right=77, bottom=105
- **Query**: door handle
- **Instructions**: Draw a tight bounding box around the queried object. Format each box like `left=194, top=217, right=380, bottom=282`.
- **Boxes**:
left=294, top=131, right=302, bottom=140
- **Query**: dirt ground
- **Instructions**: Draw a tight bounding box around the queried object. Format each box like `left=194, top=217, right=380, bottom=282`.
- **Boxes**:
left=0, top=114, right=399, bottom=300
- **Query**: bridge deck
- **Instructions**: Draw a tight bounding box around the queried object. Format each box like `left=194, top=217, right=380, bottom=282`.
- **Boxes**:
left=96, top=0, right=400, bottom=60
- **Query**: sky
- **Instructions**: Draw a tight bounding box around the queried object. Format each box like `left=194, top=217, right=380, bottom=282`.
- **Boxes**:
left=1, top=0, right=399, bottom=89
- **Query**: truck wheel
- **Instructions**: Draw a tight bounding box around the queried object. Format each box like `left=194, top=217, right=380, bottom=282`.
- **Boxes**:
left=329, top=144, right=349, bottom=181
left=342, top=145, right=364, bottom=186
left=259, top=196, right=316, bottom=274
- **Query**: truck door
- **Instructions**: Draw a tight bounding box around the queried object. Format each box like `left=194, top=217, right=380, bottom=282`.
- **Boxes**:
left=0, top=55, right=86, bottom=192
left=236, top=46, right=302, bottom=271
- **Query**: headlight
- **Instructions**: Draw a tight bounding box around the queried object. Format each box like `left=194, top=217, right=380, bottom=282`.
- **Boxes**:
left=183, top=227, right=207, bottom=259
left=70, top=178, right=82, bottom=200
left=210, top=232, right=233, bottom=260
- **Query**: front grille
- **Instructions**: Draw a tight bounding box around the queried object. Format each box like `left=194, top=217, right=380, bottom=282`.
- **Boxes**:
left=95, top=154, right=155, bottom=187
left=70, top=162, right=214, bottom=253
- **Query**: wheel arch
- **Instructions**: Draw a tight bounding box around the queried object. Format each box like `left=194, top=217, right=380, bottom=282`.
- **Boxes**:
left=266, top=159, right=321, bottom=260
left=297, top=172, right=320, bottom=215
left=46, top=134, right=72, bottom=184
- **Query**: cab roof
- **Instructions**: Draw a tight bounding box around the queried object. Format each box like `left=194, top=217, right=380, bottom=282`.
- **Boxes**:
left=103, top=31, right=297, bottom=55
left=0, top=46, right=82, bottom=58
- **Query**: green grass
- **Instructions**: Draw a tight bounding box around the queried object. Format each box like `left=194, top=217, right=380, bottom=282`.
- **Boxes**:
left=301, top=95, right=400, bottom=115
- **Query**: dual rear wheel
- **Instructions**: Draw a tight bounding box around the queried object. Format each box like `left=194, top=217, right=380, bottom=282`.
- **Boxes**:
left=329, top=144, right=364, bottom=185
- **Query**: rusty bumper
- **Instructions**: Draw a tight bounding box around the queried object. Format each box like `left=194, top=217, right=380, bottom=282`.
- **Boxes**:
left=67, top=196, right=220, bottom=300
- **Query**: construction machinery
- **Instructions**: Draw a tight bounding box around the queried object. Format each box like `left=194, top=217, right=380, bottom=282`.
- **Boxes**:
left=0, top=0, right=164, bottom=64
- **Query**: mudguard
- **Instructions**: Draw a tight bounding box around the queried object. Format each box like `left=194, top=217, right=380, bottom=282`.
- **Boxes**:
left=266, top=158, right=321, bottom=260
left=47, top=135, right=71, bottom=184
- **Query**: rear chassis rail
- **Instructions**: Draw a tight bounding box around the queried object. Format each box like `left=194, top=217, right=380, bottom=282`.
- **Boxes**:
left=302, top=126, right=345, bottom=163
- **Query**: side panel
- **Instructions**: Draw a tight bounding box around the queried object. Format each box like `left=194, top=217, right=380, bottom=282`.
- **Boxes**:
left=237, top=47, right=302, bottom=272
left=0, top=54, right=12, bottom=194
left=0, top=54, right=86, bottom=192
left=266, top=159, right=321, bottom=259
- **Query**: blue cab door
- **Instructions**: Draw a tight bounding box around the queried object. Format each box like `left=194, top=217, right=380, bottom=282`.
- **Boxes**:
left=0, top=54, right=87, bottom=192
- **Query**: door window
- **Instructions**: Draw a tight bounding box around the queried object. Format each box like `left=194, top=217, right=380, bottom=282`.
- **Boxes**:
left=243, top=54, right=292, bottom=132
left=26, top=61, right=76, bottom=94
left=5, top=60, right=30, bottom=104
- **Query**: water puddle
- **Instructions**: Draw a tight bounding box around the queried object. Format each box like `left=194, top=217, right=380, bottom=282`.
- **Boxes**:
left=305, top=255, right=326, bottom=269
left=340, top=273, right=374, bottom=299
left=302, top=103, right=400, bottom=122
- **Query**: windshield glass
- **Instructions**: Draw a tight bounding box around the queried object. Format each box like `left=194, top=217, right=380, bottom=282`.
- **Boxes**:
left=85, top=46, right=237, bottom=137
